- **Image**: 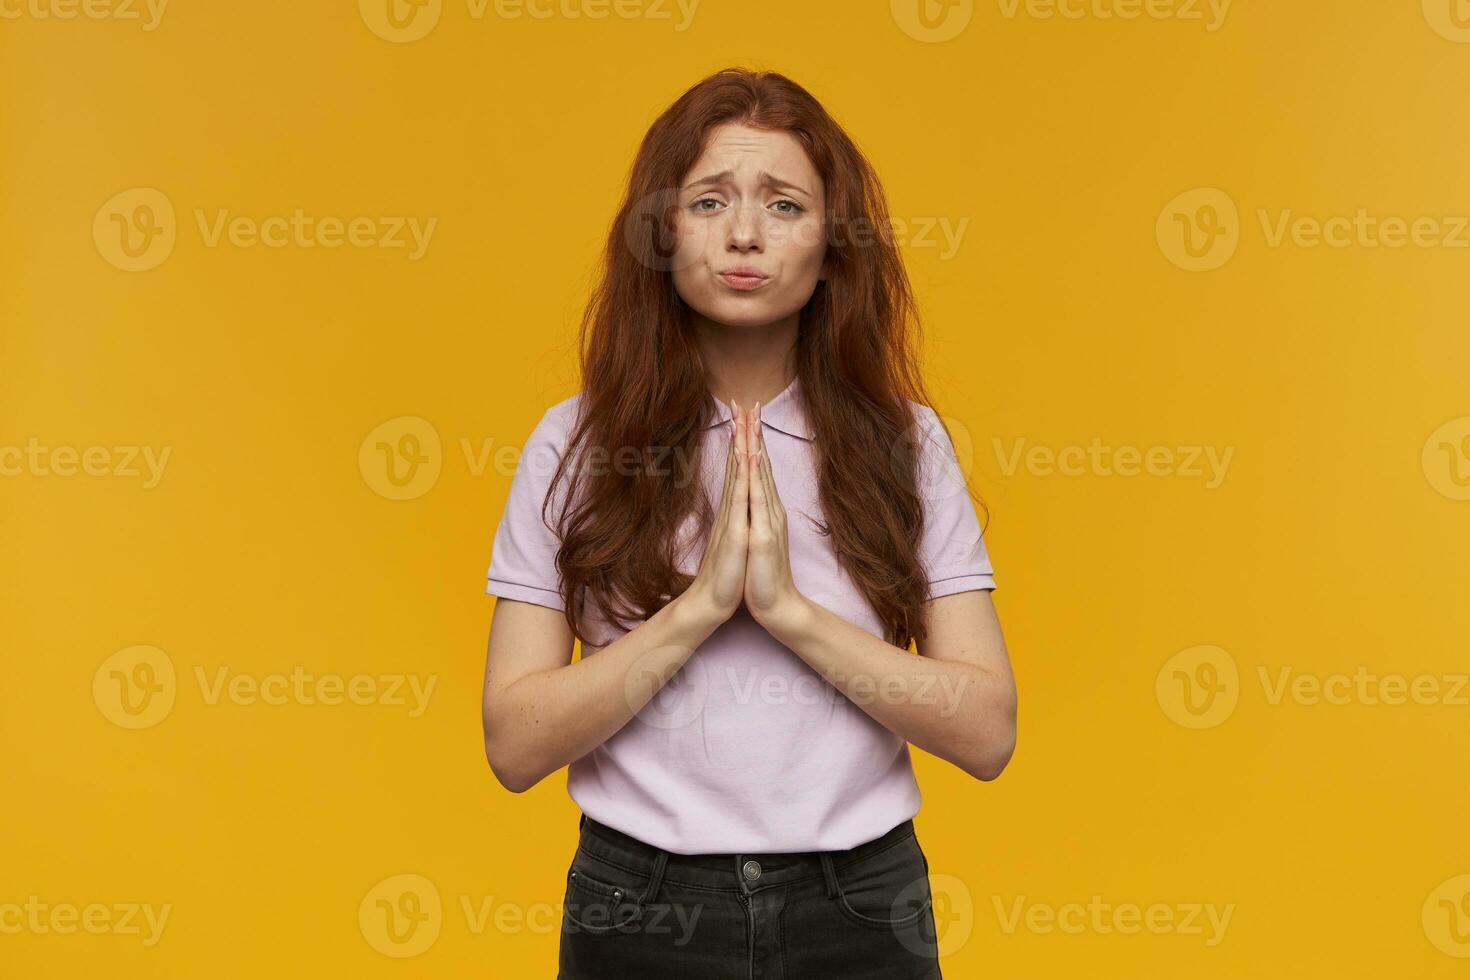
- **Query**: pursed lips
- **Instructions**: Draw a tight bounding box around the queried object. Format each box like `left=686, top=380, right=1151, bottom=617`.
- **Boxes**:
left=719, top=268, right=770, bottom=290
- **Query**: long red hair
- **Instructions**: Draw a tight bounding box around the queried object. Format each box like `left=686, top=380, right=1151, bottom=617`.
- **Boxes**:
left=545, top=67, right=985, bottom=650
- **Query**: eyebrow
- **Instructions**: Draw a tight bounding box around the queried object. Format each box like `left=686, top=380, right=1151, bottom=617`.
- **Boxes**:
left=682, top=169, right=814, bottom=199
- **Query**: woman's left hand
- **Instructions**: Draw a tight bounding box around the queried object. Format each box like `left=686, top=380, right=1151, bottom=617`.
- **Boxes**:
left=738, top=401, right=810, bottom=633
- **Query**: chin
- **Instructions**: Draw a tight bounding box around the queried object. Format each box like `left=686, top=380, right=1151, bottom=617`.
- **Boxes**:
left=712, top=301, right=769, bottom=323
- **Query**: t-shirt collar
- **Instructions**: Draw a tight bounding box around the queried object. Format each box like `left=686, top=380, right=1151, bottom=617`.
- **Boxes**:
left=705, top=375, right=812, bottom=441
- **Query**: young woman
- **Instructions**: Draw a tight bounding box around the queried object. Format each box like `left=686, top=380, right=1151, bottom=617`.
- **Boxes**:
left=481, top=67, right=1016, bottom=979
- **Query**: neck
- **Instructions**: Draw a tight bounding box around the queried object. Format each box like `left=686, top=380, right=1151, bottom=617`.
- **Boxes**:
left=691, top=310, right=799, bottom=408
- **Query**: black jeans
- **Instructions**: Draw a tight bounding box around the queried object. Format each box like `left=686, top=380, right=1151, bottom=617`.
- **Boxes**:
left=557, top=813, right=943, bottom=979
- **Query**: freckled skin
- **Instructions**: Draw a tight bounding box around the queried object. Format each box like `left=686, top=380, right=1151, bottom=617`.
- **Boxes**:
left=672, top=123, right=831, bottom=330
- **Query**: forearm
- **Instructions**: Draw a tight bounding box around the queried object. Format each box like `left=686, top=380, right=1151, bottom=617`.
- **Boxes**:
left=486, top=593, right=722, bottom=791
left=764, top=596, right=1016, bottom=780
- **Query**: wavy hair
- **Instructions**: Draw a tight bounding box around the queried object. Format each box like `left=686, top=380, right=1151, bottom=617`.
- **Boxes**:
left=545, top=66, right=985, bottom=650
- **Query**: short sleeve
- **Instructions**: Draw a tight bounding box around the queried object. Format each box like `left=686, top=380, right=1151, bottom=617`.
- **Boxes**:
left=485, top=406, right=572, bottom=612
left=913, top=407, right=997, bottom=599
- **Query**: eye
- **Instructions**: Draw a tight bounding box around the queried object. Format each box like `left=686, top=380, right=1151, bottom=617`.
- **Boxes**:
left=772, top=199, right=805, bottom=214
left=689, top=196, right=724, bottom=213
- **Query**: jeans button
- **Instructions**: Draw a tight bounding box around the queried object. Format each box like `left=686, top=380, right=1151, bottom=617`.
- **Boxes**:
left=742, top=860, right=762, bottom=881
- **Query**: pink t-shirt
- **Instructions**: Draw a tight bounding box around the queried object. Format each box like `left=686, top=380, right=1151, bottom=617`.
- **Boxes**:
left=484, top=376, right=996, bottom=855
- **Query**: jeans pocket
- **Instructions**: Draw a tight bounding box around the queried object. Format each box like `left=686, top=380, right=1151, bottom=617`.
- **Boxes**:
left=562, top=850, right=644, bottom=935
left=833, top=832, right=935, bottom=931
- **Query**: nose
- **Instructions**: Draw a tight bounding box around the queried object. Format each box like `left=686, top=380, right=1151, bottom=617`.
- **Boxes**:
left=726, top=201, right=763, bottom=253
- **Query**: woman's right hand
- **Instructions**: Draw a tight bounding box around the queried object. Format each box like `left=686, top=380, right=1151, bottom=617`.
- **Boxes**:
left=683, top=402, right=751, bottom=626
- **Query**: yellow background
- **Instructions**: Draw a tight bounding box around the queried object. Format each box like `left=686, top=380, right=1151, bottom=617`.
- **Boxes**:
left=3, top=0, right=1469, bottom=975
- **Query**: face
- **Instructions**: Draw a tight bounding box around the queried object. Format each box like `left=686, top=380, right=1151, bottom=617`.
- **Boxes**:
left=670, top=123, right=829, bottom=329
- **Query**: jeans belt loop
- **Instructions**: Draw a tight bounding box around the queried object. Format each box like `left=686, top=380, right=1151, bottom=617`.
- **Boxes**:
left=819, top=852, right=842, bottom=900
left=636, top=849, right=668, bottom=910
